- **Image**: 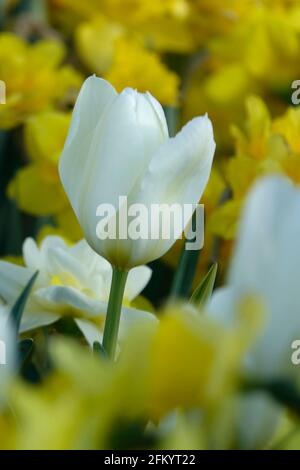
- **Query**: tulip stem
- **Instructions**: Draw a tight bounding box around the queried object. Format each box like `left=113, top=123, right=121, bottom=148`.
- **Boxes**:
left=102, top=267, right=128, bottom=360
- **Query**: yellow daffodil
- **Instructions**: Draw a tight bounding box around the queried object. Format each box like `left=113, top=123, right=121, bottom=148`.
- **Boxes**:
left=183, top=2, right=300, bottom=145
left=49, top=0, right=189, bottom=26
left=8, top=111, right=70, bottom=216
left=4, top=298, right=261, bottom=449
left=7, top=110, right=82, bottom=240
left=75, top=15, right=124, bottom=75
left=104, top=39, right=180, bottom=106
left=272, top=107, right=300, bottom=184
left=209, top=96, right=296, bottom=240
left=0, top=33, right=82, bottom=129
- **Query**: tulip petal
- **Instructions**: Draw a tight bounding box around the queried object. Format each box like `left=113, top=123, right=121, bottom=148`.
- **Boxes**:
left=59, top=76, right=117, bottom=215
left=209, top=286, right=237, bottom=327
left=76, top=88, right=168, bottom=253
left=227, top=176, right=300, bottom=379
left=126, top=115, right=216, bottom=266
left=236, top=392, right=282, bottom=449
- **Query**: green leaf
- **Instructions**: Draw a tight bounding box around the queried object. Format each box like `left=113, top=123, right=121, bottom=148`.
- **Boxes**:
left=170, top=212, right=202, bottom=299
left=190, top=263, right=218, bottom=309
left=10, top=271, right=39, bottom=335
left=93, top=341, right=107, bottom=359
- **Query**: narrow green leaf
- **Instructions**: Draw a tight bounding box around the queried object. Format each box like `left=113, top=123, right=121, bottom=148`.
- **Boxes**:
left=170, top=210, right=202, bottom=299
left=93, top=341, right=107, bottom=359
left=10, top=271, right=39, bottom=335
left=170, top=246, right=200, bottom=298
left=190, top=263, right=218, bottom=309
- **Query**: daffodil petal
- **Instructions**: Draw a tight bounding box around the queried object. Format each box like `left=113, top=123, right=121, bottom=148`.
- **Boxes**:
left=125, top=265, right=152, bottom=301
left=0, top=261, right=33, bottom=304
left=20, top=309, right=61, bottom=333
left=75, top=318, right=103, bottom=348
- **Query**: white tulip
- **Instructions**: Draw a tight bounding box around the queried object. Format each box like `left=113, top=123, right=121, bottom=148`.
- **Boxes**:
left=59, top=76, right=215, bottom=269
left=209, top=176, right=300, bottom=448
left=0, top=236, right=154, bottom=346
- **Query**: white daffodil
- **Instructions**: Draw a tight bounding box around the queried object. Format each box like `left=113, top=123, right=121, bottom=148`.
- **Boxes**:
left=59, top=76, right=215, bottom=269
left=209, top=176, right=300, bottom=448
left=0, top=236, right=154, bottom=346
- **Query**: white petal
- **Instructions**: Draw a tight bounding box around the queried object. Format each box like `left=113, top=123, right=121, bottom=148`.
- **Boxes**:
left=125, top=265, right=152, bottom=301
left=20, top=309, right=61, bottom=333
left=236, top=392, right=282, bottom=449
left=144, top=91, right=169, bottom=138
left=75, top=318, right=103, bottom=348
left=228, top=176, right=300, bottom=378
left=40, top=235, right=67, bottom=271
left=125, top=115, right=215, bottom=266
left=77, top=88, right=168, bottom=254
left=22, top=238, right=40, bottom=270
left=208, top=287, right=237, bottom=327
left=0, top=261, right=33, bottom=304
left=0, top=308, right=16, bottom=406
left=59, top=76, right=117, bottom=215
left=46, top=244, right=90, bottom=287
left=33, top=285, right=105, bottom=317
left=70, top=239, right=102, bottom=274
left=118, top=305, right=157, bottom=339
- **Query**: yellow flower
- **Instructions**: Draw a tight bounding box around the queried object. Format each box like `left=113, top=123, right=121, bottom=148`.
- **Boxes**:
left=273, top=107, right=300, bottom=156
left=272, top=107, right=300, bottom=184
left=145, top=301, right=261, bottom=421
left=50, top=0, right=188, bottom=25
left=75, top=15, right=124, bottom=74
left=51, top=0, right=193, bottom=53
left=8, top=111, right=69, bottom=215
left=189, top=0, right=255, bottom=44
left=75, top=13, right=181, bottom=105
left=209, top=96, right=295, bottom=240
left=4, top=298, right=261, bottom=450
left=104, top=38, right=179, bottom=105
left=183, top=2, right=300, bottom=145
left=0, top=33, right=82, bottom=129
left=7, top=110, right=82, bottom=240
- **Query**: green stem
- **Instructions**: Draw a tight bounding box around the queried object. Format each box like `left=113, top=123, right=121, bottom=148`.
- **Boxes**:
left=102, top=267, right=128, bottom=360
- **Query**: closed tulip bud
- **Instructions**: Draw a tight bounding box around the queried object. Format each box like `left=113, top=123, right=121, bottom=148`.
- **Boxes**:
left=59, top=76, right=215, bottom=269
